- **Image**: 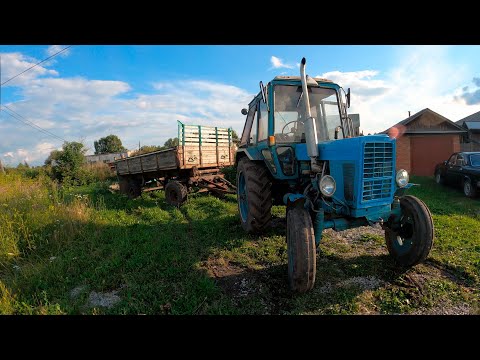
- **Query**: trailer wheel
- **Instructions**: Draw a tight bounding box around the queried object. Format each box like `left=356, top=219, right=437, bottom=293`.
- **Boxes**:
left=128, top=179, right=142, bottom=199
left=236, top=158, right=272, bottom=234
left=287, top=205, right=316, bottom=293
left=118, top=176, right=129, bottom=195
left=385, top=195, right=434, bottom=267
left=165, top=180, right=188, bottom=207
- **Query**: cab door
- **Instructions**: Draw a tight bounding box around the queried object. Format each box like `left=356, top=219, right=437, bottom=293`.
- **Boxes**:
left=445, top=153, right=457, bottom=184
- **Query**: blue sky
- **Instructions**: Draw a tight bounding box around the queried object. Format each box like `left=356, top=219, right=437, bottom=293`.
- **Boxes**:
left=1, top=45, right=480, bottom=166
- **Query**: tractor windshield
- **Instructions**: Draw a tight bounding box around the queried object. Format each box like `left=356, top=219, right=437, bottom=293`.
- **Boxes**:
left=274, top=85, right=343, bottom=143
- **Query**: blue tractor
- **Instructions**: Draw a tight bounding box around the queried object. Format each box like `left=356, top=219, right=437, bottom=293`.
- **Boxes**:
left=235, top=58, right=434, bottom=292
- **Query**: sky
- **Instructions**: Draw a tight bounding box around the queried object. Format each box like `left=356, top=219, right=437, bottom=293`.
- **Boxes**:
left=1, top=45, right=480, bottom=166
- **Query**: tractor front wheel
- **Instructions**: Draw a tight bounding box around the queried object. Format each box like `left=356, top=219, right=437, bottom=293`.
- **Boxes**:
left=236, top=158, right=272, bottom=234
left=385, top=195, right=434, bottom=267
left=287, top=205, right=316, bottom=293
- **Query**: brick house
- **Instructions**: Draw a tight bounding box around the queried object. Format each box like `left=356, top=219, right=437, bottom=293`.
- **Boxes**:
left=382, top=108, right=466, bottom=176
left=456, top=110, right=480, bottom=152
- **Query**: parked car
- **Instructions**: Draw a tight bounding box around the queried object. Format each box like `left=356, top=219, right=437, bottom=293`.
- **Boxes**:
left=434, top=152, right=480, bottom=198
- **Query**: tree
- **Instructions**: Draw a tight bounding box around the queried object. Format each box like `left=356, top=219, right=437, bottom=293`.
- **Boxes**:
left=52, top=141, right=87, bottom=184
left=231, top=129, right=239, bottom=145
left=45, top=149, right=62, bottom=166
left=129, top=145, right=163, bottom=157
left=94, top=135, right=126, bottom=155
left=163, top=137, right=178, bottom=148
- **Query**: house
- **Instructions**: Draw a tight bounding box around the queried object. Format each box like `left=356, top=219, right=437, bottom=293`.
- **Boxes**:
left=456, top=110, right=480, bottom=152
left=85, top=152, right=132, bottom=166
left=382, top=108, right=466, bottom=176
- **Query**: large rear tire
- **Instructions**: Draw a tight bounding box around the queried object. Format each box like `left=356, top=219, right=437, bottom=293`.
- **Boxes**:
left=385, top=195, right=434, bottom=267
left=165, top=180, right=188, bottom=207
left=236, top=158, right=272, bottom=234
left=287, top=206, right=316, bottom=293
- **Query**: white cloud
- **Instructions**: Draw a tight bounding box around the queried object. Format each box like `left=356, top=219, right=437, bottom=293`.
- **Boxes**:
left=317, top=46, right=480, bottom=134
left=46, top=45, right=71, bottom=57
left=270, top=56, right=294, bottom=69
left=0, top=52, right=58, bottom=87
left=1, top=55, right=253, bottom=165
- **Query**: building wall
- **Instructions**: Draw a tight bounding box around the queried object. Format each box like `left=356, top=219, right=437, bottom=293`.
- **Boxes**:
left=460, top=132, right=480, bottom=152
left=410, top=134, right=460, bottom=176
left=396, top=136, right=411, bottom=173
left=85, top=152, right=129, bottom=164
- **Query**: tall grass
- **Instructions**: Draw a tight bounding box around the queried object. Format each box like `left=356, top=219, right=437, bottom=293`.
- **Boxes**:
left=0, top=173, right=93, bottom=314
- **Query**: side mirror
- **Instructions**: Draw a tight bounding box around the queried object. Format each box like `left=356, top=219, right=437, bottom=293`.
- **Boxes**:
left=241, top=108, right=248, bottom=115
left=443, top=160, right=447, bottom=166
left=346, top=88, right=351, bottom=108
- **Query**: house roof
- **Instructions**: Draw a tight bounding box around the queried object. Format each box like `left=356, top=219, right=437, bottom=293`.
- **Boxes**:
left=456, top=110, right=480, bottom=125
left=381, top=108, right=466, bottom=134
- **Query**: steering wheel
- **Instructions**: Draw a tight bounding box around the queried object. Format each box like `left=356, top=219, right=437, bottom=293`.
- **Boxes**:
left=281, top=120, right=303, bottom=134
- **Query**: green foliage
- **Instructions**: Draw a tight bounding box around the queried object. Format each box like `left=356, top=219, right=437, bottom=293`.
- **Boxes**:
left=221, top=165, right=237, bottom=185
left=94, top=135, right=126, bottom=155
left=44, top=150, right=62, bottom=166
left=50, top=142, right=87, bottom=185
left=231, top=129, right=239, bottom=145
left=129, top=145, right=163, bottom=157
left=163, top=137, right=178, bottom=148
left=0, top=175, right=478, bottom=315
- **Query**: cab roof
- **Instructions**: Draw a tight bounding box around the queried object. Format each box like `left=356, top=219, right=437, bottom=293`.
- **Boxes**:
left=273, top=75, right=333, bottom=83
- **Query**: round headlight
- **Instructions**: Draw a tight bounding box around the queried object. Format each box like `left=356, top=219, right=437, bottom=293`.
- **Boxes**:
left=396, top=169, right=409, bottom=188
left=320, top=175, right=336, bottom=197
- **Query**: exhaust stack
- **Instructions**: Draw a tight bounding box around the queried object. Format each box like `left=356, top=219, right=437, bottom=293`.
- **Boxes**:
left=300, top=57, right=319, bottom=160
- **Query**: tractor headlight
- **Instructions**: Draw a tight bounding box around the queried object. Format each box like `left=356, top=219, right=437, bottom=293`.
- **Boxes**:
left=396, top=169, right=409, bottom=188
left=319, top=175, right=336, bottom=197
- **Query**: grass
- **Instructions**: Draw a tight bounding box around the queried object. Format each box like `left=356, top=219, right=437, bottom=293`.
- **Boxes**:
left=0, top=173, right=478, bottom=315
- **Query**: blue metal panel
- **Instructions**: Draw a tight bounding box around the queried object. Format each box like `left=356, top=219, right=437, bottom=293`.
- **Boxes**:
left=295, top=143, right=309, bottom=160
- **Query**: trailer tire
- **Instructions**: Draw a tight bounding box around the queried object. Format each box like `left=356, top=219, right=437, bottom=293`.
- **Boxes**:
left=287, top=205, right=316, bottom=293
left=128, top=179, right=142, bottom=199
left=118, top=176, right=129, bottom=195
left=236, top=158, right=272, bottom=234
left=165, top=180, right=188, bottom=207
left=385, top=195, right=434, bottom=267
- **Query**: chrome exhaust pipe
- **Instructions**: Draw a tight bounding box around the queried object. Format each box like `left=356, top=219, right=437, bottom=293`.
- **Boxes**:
left=300, top=57, right=319, bottom=159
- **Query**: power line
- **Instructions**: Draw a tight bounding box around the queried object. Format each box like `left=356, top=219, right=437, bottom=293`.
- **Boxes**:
left=1, top=45, right=73, bottom=87
left=1, top=105, right=66, bottom=143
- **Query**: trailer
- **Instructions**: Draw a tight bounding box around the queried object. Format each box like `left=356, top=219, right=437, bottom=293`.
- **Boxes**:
left=114, top=121, right=236, bottom=206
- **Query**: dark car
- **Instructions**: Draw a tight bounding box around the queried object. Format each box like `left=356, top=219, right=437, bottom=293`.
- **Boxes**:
left=434, top=152, right=480, bottom=197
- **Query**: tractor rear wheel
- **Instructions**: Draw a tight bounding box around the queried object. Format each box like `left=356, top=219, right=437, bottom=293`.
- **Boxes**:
left=165, top=180, right=188, bottom=207
left=236, top=158, right=272, bottom=234
left=385, top=195, right=434, bottom=267
left=287, top=205, right=316, bottom=293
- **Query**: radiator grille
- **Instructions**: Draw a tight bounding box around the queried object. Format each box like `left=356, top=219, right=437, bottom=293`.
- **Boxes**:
left=343, top=163, right=355, bottom=202
left=362, top=142, right=393, bottom=202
